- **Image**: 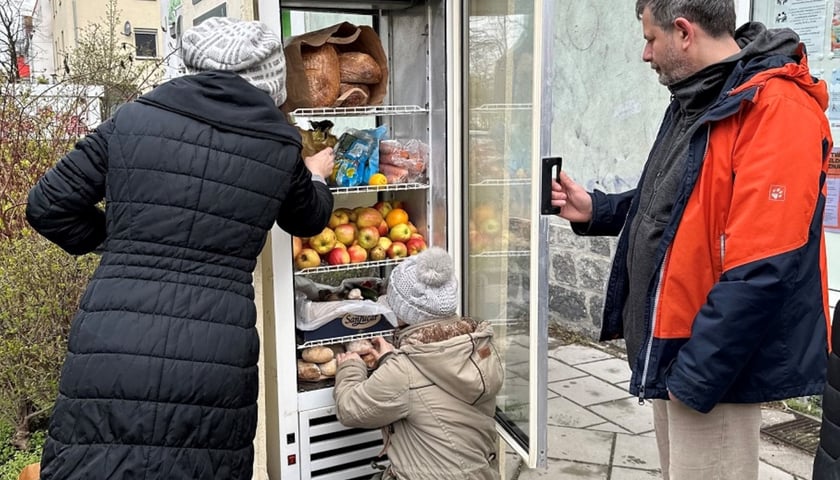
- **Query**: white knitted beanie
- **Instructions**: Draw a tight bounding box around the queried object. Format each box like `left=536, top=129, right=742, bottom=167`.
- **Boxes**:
left=387, top=247, right=458, bottom=325
left=180, top=17, right=287, bottom=106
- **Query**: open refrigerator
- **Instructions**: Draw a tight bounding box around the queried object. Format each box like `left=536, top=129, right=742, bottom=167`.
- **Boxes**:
left=250, top=0, right=558, bottom=478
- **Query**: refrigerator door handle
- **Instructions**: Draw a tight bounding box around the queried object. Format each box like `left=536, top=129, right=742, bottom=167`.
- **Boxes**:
left=540, top=156, right=563, bottom=215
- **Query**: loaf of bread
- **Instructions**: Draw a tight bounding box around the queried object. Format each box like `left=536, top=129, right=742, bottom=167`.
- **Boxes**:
left=335, top=83, right=370, bottom=107
left=318, top=359, right=337, bottom=377
left=302, top=346, right=334, bottom=364
left=338, top=52, right=382, bottom=85
left=302, top=44, right=340, bottom=107
left=297, top=360, right=321, bottom=381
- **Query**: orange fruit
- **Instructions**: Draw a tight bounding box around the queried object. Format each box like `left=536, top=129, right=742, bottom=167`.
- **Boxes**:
left=385, top=208, right=409, bottom=228
left=368, top=173, right=388, bottom=186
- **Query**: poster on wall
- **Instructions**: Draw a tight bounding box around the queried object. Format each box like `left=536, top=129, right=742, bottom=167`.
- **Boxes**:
left=827, top=148, right=840, bottom=232
left=833, top=0, right=840, bottom=52
left=774, top=0, right=826, bottom=55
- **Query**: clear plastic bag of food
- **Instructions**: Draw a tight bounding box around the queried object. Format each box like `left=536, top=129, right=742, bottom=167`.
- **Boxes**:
left=377, top=138, right=429, bottom=183
left=332, top=125, right=388, bottom=187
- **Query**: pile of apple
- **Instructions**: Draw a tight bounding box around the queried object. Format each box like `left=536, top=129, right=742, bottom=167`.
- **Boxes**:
left=293, top=200, right=428, bottom=270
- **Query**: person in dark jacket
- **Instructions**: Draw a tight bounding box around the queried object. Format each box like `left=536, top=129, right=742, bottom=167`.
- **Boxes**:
left=551, top=1, right=831, bottom=479
left=26, top=17, right=334, bottom=480
left=815, top=299, right=840, bottom=479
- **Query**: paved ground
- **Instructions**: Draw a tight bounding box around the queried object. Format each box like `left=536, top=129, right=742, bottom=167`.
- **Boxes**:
left=501, top=343, right=817, bottom=480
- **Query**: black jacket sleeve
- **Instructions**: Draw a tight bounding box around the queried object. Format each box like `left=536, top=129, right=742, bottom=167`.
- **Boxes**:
left=275, top=153, right=333, bottom=237
left=26, top=119, right=113, bottom=255
left=572, top=189, right=636, bottom=236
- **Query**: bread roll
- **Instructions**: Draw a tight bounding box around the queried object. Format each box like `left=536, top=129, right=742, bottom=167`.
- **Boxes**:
left=345, top=339, right=373, bottom=353
left=302, top=346, right=334, bottom=364
left=318, top=359, right=337, bottom=377
left=302, top=44, right=340, bottom=107
left=297, top=360, right=321, bottom=381
left=338, top=52, right=382, bottom=85
left=360, top=352, right=377, bottom=369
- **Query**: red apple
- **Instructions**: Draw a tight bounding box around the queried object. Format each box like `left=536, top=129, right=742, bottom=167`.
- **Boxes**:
left=292, top=236, right=303, bottom=258
left=389, top=223, right=412, bottom=242
left=326, top=247, right=351, bottom=265
left=373, top=201, right=393, bottom=218
left=392, top=200, right=406, bottom=211
left=347, top=244, right=368, bottom=264
left=294, top=248, right=321, bottom=270
left=407, top=221, right=418, bottom=234
left=333, top=242, right=347, bottom=250
left=406, top=237, right=427, bottom=256
left=369, top=245, right=387, bottom=261
left=357, top=226, right=380, bottom=250
left=386, top=241, right=408, bottom=259
left=334, top=223, right=357, bottom=246
left=378, top=219, right=390, bottom=237
left=310, top=227, right=337, bottom=255
left=355, top=207, right=384, bottom=229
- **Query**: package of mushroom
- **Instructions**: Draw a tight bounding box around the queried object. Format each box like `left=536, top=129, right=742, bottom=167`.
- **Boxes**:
left=282, top=22, right=389, bottom=112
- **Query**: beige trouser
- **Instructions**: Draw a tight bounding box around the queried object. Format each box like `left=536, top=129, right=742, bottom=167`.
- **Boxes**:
left=652, top=399, right=762, bottom=480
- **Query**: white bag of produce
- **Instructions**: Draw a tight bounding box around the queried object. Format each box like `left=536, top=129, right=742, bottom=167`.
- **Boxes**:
left=294, top=277, right=397, bottom=331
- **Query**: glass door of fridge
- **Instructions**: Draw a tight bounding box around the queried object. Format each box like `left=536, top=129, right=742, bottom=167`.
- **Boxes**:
left=461, top=0, right=551, bottom=469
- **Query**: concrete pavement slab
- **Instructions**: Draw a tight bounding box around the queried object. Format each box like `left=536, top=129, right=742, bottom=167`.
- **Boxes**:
left=610, top=467, right=661, bottom=479
left=551, top=344, right=614, bottom=365
left=547, top=358, right=588, bottom=383
left=589, top=398, right=655, bottom=434
left=547, top=396, right=607, bottom=428
left=546, top=426, right=614, bottom=465
left=612, top=432, right=660, bottom=471
left=518, top=461, right=608, bottom=479
left=574, top=357, right=632, bottom=384
left=759, top=461, right=797, bottom=480
left=550, top=375, right=632, bottom=407
left=588, top=422, right=631, bottom=434
left=759, top=438, right=814, bottom=480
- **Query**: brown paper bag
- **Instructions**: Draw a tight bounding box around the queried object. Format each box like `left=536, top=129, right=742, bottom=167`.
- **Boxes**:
left=282, top=22, right=389, bottom=112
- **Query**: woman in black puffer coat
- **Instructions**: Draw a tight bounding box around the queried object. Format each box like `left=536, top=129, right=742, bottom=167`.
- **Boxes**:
left=25, top=17, right=334, bottom=480
left=815, top=298, right=840, bottom=480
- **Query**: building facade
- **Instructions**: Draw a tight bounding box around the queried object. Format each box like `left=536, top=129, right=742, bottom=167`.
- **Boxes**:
left=49, top=0, right=161, bottom=81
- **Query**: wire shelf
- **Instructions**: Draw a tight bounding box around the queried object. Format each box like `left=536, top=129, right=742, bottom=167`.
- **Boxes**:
left=331, top=183, right=429, bottom=194
left=290, top=105, right=428, bottom=117
left=469, top=178, right=531, bottom=187
left=294, top=257, right=407, bottom=275
left=297, top=329, right=396, bottom=350
left=471, top=103, right=533, bottom=112
left=470, top=250, right=530, bottom=258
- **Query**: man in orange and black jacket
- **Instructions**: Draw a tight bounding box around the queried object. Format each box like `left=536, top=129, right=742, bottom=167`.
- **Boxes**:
left=551, top=1, right=831, bottom=479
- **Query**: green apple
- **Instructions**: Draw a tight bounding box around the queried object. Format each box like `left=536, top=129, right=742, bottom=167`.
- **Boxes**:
left=310, top=227, right=337, bottom=255
left=294, top=248, right=321, bottom=270
left=389, top=223, right=412, bottom=242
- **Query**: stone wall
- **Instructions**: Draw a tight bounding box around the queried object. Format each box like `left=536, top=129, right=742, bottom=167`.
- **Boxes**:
left=546, top=218, right=616, bottom=341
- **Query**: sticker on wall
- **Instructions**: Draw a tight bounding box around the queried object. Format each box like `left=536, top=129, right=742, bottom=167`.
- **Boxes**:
left=826, top=148, right=840, bottom=232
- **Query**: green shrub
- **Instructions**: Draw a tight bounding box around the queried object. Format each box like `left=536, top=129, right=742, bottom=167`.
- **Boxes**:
left=0, top=235, right=98, bottom=451
left=0, top=423, right=44, bottom=480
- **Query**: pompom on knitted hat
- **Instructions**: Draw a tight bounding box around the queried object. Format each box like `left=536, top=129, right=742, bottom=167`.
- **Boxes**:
left=180, top=17, right=287, bottom=106
left=387, top=247, right=458, bottom=325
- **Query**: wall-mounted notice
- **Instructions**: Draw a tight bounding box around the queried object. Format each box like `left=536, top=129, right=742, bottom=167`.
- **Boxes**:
left=833, top=0, right=840, bottom=52
left=829, top=69, right=840, bottom=122
left=827, top=148, right=840, bottom=232
left=774, top=0, right=826, bottom=55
